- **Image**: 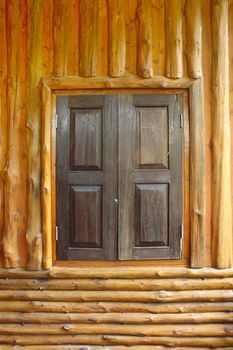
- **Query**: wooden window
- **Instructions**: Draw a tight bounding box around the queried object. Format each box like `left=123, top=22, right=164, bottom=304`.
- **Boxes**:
left=56, top=94, right=182, bottom=261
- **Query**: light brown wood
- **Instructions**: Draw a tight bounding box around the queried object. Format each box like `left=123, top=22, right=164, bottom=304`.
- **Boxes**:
left=41, top=83, right=52, bottom=269
left=212, top=0, right=233, bottom=268
left=136, top=0, right=153, bottom=78
left=79, top=0, right=99, bottom=77
left=0, top=347, right=230, bottom=350
left=3, top=0, right=27, bottom=268
left=108, top=0, right=126, bottom=77
left=189, top=79, right=206, bottom=267
left=42, top=0, right=53, bottom=76
left=26, top=0, right=43, bottom=270
left=185, top=0, right=202, bottom=78
left=165, top=0, right=183, bottom=78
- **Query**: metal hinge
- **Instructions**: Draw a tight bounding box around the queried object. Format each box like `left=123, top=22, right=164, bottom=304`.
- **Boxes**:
left=56, top=226, right=59, bottom=240
left=180, top=224, right=184, bottom=258
left=180, top=113, right=183, bottom=128
left=55, top=114, right=58, bottom=129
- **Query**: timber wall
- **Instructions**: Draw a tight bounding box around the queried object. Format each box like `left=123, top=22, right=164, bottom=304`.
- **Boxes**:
left=0, top=0, right=233, bottom=348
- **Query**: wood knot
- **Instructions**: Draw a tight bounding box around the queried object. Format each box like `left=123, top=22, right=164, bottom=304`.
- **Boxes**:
left=63, top=324, right=71, bottom=331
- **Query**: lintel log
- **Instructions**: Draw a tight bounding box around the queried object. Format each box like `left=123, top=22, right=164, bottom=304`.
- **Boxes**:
left=136, top=0, right=153, bottom=78
left=165, top=0, right=183, bottom=78
left=212, top=0, right=233, bottom=268
left=26, top=0, right=43, bottom=270
left=79, top=0, right=98, bottom=77
left=185, top=0, right=202, bottom=78
left=189, top=79, right=206, bottom=267
left=41, top=83, right=52, bottom=269
left=107, top=0, right=126, bottom=77
left=0, top=347, right=229, bottom=350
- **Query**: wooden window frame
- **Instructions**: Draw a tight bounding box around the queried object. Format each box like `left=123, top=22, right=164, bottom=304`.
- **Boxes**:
left=41, top=76, right=205, bottom=269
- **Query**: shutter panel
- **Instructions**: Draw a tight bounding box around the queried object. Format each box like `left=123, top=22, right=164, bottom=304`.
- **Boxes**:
left=118, top=94, right=182, bottom=260
left=56, top=95, right=118, bottom=260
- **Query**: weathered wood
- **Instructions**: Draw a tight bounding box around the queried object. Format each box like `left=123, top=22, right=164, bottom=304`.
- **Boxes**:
left=0, top=301, right=232, bottom=314
left=0, top=0, right=8, bottom=267
left=185, top=0, right=202, bottom=78
left=0, top=346, right=230, bottom=350
left=79, top=0, right=99, bottom=77
left=107, top=0, right=126, bottom=77
left=189, top=79, right=206, bottom=267
left=1, top=266, right=233, bottom=279
left=1, top=277, right=233, bottom=291
left=0, top=289, right=232, bottom=302
left=212, top=0, right=233, bottom=268
left=26, top=0, right=43, bottom=270
left=136, top=0, right=153, bottom=77
left=165, top=0, right=183, bottom=78
left=0, top=311, right=232, bottom=325
left=41, top=83, right=52, bottom=269
left=3, top=0, right=27, bottom=267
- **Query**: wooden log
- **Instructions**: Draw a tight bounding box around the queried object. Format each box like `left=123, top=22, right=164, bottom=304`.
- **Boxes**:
left=136, top=0, right=153, bottom=78
left=26, top=0, right=43, bottom=270
left=42, top=0, right=53, bottom=76
left=107, top=0, right=126, bottom=77
left=79, top=0, right=99, bottom=77
left=0, top=323, right=233, bottom=336
left=1, top=266, right=233, bottom=279
left=0, top=289, right=232, bottom=302
left=41, top=83, right=52, bottom=269
left=3, top=0, right=27, bottom=267
left=212, top=0, right=233, bottom=268
left=0, top=0, right=8, bottom=267
left=189, top=79, right=206, bottom=267
left=0, top=301, right=232, bottom=314
left=185, top=0, right=202, bottom=78
left=0, top=311, right=232, bottom=325
left=0, top=347, right=230, bottom=350
left=1, top=334, right=233, bottom=347
left=165, top=0, right=183, bottom=78
left=1, top=277, right=233, bottom=291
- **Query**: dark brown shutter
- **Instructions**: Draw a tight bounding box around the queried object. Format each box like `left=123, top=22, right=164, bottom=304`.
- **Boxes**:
left=56, top=95, right=118, bottom=260
left=118, top=94, right=183, bottom=260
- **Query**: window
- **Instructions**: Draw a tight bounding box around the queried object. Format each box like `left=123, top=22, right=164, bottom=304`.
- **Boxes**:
left=56, top=94, right=182, bottom=261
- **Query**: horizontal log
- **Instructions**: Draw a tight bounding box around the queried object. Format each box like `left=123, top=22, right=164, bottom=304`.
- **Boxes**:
left=0, top=346, right=231, bottom=350
left=1, top=266, right=233, bottom=279
left=0, top=301, right=232, bottom=314
left=1, top=277, right=233, bottom=290
left=44, top=76, right=194, bottom=90
left=1, top=335, right=233, bottom=347
left=0, top=312, right=232, bottom=324
left=0, top=290, right=232, bottom=302
left=0, top=323, right=233, bottom=336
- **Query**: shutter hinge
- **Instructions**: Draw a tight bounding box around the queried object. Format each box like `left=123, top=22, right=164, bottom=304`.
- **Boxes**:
left=180, top=224, right=184, bottom=258
left=55, top=114, right=58, bottom=129
left=180, top=113, right=183, bottom=128
left=56, top=226, right=59, bottom=240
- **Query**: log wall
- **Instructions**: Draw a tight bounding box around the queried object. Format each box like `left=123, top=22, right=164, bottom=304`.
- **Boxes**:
left=0, top=0, right=233, bottom=347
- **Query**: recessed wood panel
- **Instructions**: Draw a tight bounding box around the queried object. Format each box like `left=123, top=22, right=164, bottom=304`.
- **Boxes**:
left=70, top=108, right=102, bottom=170
left=69, top=185, right=102, bottom=248
left=135, top=107, right=168, bottom=169
left=135, top=184, right=169, bottom=248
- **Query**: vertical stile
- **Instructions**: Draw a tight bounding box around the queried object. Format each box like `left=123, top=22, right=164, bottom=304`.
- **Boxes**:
left=189, top=80, right=206, bottom=267
left=42, top=0, right=54, bottom=77
left=185, top=0, right=202, bottom=78
left=165, top=0, right=183, bottom=78
left=79, top=0, right=99, bottom=77
left=42, top=83, right=52, bottom=269
left=108, top=0, right=126, bottom=77
left=3, top=0, right=27, bottom=268
left=26, top=0, right=43, bottom=270
left=212, top=0, right=232, bottom=268
left=67, top=0, right=80, bottom=76
left=136, top=0, right=153, bottom=78
left=0, top=0, right=8, bottom=266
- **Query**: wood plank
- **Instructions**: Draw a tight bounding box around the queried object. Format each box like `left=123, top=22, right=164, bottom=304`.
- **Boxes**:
left=79, top=0, right=99, bottom=77
left=165, top=0, right=183, bottom=78
left=189, top=80, right=206, bottom=267
left=212, top=0, right=233, bottom=268
left=137, top=0, right=153, bottom=77
left=3, top=0, right=27, bottom=267
left=42, top=0, right=53, bottom=76
left=26, top=0, right=43, bottom=270
left=108, top=0, right=126, bottom=77
left=185, top=0, right=202, bottom=78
